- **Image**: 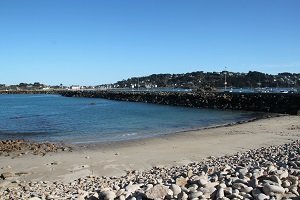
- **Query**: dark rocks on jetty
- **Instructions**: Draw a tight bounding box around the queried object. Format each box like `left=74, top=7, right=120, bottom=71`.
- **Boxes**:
left=60, top=91, right=300, bottom=115
left=0, top=90, right=57, bottom=95
left=1, top=90, right=300, bottom=114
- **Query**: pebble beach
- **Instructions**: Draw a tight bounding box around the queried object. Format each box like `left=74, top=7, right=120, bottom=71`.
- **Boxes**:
left=0, top=115, right=300, bottom=199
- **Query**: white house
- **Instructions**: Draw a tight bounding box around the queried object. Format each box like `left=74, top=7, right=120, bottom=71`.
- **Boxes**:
left=70, top=85, right=81, bottom=90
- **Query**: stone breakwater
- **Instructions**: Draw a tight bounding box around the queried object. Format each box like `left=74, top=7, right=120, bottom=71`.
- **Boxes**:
left=0, top=90, right=58, bottom=95
left=0, top=140, right=72, bottom=157
left=1, top=90, right=300, bottom=114
left=60, top=91, right=300, bottom=115
left=1, top=140, right=300, bottom=199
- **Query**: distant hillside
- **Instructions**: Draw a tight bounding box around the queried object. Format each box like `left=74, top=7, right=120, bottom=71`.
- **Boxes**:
left=111, top=71, right=300, bottom=90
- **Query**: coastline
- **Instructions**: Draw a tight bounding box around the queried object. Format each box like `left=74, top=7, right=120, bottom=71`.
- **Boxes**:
left=71, top=112, right=271, bottom=148
left=1, top=115, right=299, bottom=183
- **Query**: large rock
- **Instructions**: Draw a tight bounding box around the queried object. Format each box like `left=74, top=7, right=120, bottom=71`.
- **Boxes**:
left=146, top=184, right=169, bottom=199
left=119, top=195, right=125, bottom=200
left=269, top=175, right=282, bottom=185
left=240, top=186, right=253, bottom=193
left=170, top=184, right=181, bottom=197
left=237, top=168, right=248, bottom=176
left=102, top=191, right=116, bottom=200
left=257, top=193, right=270, bottom=200
left=198, top=177, right=208, bottom=186
left=125, top=184, right=140, bottom=193
left=177, top=192, right=188, bottom=200
left=216, top=188, right=224, bottom=199
left=278, top=170, right=289, bottom=179
left=176, top=177, right=188, bottom=187
left=189, top=191, right=203, bottom=199
left=116, top=189, right=125, bottom=196
left=263, top=184, right=285, bottom=195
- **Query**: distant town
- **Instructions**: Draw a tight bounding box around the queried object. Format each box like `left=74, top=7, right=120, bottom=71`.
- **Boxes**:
left=1, top=71, right=299, bottom=92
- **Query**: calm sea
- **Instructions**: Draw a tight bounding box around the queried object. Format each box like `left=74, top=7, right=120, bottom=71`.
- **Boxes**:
left=0, top=94, right=258, bottom=144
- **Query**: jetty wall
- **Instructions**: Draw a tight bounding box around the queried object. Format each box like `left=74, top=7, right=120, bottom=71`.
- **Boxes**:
left=0, top=90, right=57, bottom=95
left=60, top=90, right=300, bottom=115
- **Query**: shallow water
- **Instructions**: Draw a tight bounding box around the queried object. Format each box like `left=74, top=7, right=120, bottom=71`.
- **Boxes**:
left=0, top=94, right=259, bottom=143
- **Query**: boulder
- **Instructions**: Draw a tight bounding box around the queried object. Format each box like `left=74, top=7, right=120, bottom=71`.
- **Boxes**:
left=146, top=184, right=169, bottom=199
left=216, top=188, right=224, bottom=199
left=189, top=191, right=203, bottom=199
left=257, top=193, right=270, bottom=200
left=176, top=177, right=188, bottom=187
left=102, top=191, right=116, bottom=200
left=263, top=184, right=285, bottom=195
left=170, top=184, right=181, bottom=197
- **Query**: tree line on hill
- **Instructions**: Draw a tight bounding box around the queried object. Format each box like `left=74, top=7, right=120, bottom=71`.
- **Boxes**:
left=1, top=71, right=299, bottom=91
left=113, top=71, right=300, bottom=90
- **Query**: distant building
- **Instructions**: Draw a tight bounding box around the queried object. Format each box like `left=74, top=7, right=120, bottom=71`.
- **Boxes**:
left=70, top=85, right=81, bottom=90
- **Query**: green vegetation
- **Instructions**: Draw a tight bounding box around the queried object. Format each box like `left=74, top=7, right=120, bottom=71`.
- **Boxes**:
left=113, top=71, right=300, bottom=89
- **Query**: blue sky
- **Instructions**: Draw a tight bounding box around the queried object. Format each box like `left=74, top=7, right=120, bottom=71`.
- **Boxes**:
left=0, top=0, right=299, bottom=85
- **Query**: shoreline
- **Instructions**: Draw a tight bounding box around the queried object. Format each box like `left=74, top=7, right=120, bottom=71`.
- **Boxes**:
left=0, top=103, right=266, bottom=146
left=0, top=115, right=299, bottom=199
left=1, top=115, right=300, bottom=199
left=72, top=111, right=272, bottom=148
left=0, top=115, right=299, bottom=182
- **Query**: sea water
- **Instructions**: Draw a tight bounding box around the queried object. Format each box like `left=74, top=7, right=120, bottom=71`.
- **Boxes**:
left=0, top=94, right=258, bottom=143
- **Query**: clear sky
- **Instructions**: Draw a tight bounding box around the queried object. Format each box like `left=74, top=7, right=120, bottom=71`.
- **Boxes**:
left=0, top=0, right=299, bottom=85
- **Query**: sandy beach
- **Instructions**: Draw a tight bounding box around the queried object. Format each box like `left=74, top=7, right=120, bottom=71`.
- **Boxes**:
left=0, top=115, right=299, bottom=184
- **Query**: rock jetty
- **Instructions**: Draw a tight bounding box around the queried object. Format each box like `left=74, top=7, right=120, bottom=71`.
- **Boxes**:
left=1, top=140, right=300, bottom=199
left=1, top=90, right=300, bottom=115
left=0, top=90, right=57, bottom=95
left=60, top=91, right=300, bottom=115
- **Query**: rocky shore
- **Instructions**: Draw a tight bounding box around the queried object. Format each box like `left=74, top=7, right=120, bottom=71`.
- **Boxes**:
left=0, top=140, right=72, bottom=157
left=0, top=140, right=299, bottom=199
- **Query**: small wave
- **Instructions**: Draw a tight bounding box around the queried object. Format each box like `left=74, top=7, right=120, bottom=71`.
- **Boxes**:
left=0, top=130, right=50, bottom=142
left=26, top=95, right=60, bottom=98
left=9, top=114, right=42, bottom=120
left=9, top=116, right=25, bottom=119
left=121, top=132, right=138, bottom=137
